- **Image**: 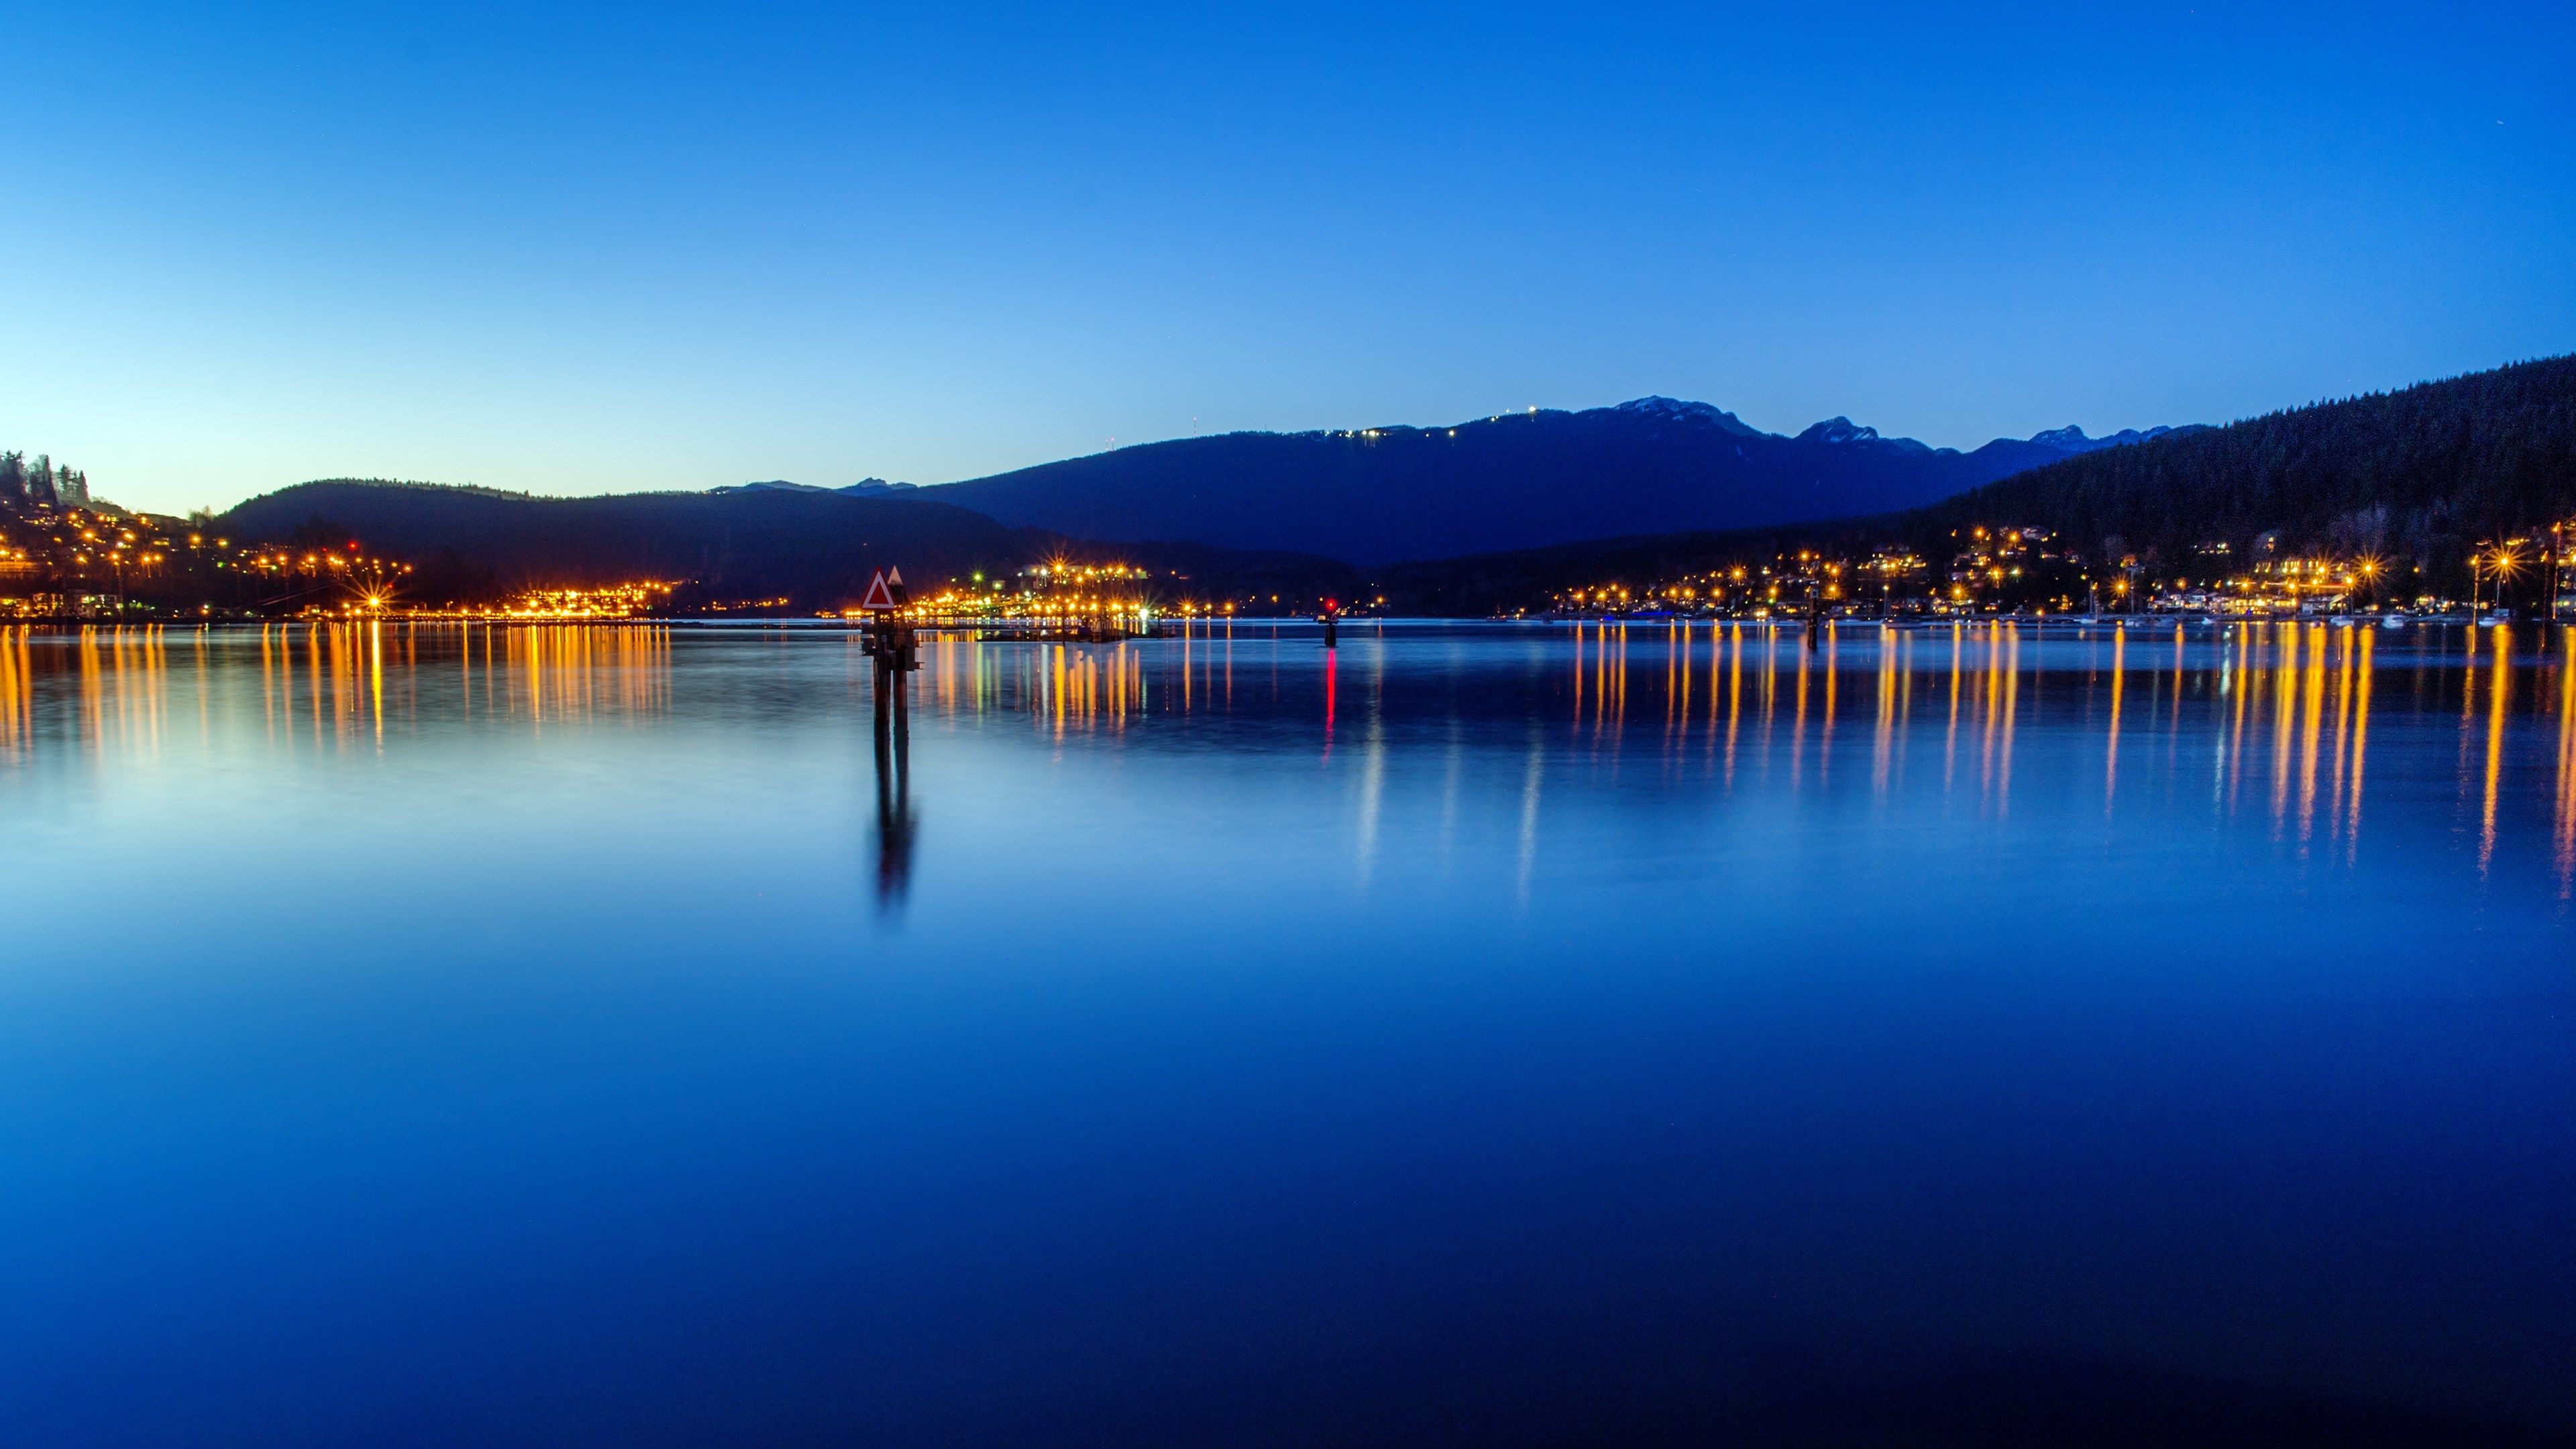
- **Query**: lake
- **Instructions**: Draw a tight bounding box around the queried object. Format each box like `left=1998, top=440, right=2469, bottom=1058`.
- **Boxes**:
left=1, top=619, right=2570, bottom=1445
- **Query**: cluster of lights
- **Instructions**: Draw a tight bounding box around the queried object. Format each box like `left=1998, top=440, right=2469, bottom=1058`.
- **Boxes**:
left=0, top=498, right=274, bottom=616
left=870, top=560, right=1352, bottom=627
left=1024, top=561, right=1152, bottom=583
left=1540, top=523, right=2513, bottom=621
left=881, top=559, right=1173, bottom=622
left=480, top=582, right=678, bottom=619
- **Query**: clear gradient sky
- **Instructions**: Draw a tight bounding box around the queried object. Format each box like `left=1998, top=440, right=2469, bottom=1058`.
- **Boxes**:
left=3, top=1, right=2569, bottom=516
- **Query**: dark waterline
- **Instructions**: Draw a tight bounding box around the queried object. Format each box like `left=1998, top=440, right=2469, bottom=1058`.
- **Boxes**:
left=1, top=619, right=2571, bottom=1445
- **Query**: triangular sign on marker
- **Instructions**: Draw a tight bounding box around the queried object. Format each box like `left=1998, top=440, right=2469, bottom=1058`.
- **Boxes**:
left=858, top=570, right=898, bottom=611
left=886, top=567, right=902, bottom=586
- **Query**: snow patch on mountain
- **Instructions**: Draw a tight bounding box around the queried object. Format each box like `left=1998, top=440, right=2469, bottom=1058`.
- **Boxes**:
left=1612, top=396, right=1764, bottom=437
left=1799, top=417, right=1876, bottom=445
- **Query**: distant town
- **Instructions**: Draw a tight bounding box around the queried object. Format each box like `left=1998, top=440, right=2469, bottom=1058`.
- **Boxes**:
left=1540, top=525, right=2576, bottom=624
left=5, top=481, right=2568, bottom=629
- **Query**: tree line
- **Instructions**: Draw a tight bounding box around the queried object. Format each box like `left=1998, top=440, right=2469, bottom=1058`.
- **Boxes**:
left=0, top=451, right=92, bottom=507
left=1904, top=355, right=2576, bottom=592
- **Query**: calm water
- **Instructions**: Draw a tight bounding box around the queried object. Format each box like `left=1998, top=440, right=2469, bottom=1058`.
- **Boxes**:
left=2, top=619, right=2572, bottom=1445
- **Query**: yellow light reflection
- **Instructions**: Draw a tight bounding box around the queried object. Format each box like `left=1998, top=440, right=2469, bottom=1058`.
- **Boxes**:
left=2479, top=627, right=2511, bottom=873
left=2104, top=626, right=2125, bottom=814
left=2557, top=628, right=2575, bottom=895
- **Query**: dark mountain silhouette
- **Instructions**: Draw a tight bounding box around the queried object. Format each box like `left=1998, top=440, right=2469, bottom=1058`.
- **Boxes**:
left=922, top=399, right=2190, bottom=565
left=221, top=481, right=1030, bottom=608
left=215, top=358, right=2567, bottom=618
left=1911, top=354, right=2576, bottom=576
left=1380, top=356, right=2576, bottom=610
left=218, top=480, right=1359, bottom=610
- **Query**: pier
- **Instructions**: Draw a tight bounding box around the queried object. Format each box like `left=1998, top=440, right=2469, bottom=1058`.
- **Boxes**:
left=908, top=611, right=1165, bottom=643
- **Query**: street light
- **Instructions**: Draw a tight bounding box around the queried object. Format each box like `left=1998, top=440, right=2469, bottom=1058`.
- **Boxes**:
left=2553, top=521, right=2567, bottom=625
left=2489, top=543, right=2523, bottom=620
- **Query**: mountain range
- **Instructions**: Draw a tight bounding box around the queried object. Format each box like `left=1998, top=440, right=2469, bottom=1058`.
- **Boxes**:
left=207, top=359, right=2576, bottom=614
left=909, top=402, right=2194, bottom=565
left=208, top=398, right=2197, bottom=608
left=712, top=477, right=922, bottom=498
left=1377, top=356, right=2576, bottom=612
left=705, top=405, right=2190, bottom=566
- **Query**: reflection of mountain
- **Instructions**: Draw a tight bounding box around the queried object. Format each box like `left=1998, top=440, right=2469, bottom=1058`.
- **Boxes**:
left=923, top=400, right=2193, bottom=565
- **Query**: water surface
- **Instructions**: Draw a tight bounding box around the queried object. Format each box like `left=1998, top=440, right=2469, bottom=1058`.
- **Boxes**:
left=2, top=619, right=2571, bottom=1444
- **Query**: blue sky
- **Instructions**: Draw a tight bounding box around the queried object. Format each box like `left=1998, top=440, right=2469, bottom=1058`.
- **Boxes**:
left=3, top=1, right=2569, bottom=515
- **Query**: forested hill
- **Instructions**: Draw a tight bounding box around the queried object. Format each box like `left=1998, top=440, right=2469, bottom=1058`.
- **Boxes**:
left=217, top=480, right=1362, bottom=610
left=1915, top=355, right=2576, bottom=570
left=220, top=481, right=1045, bottom=608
